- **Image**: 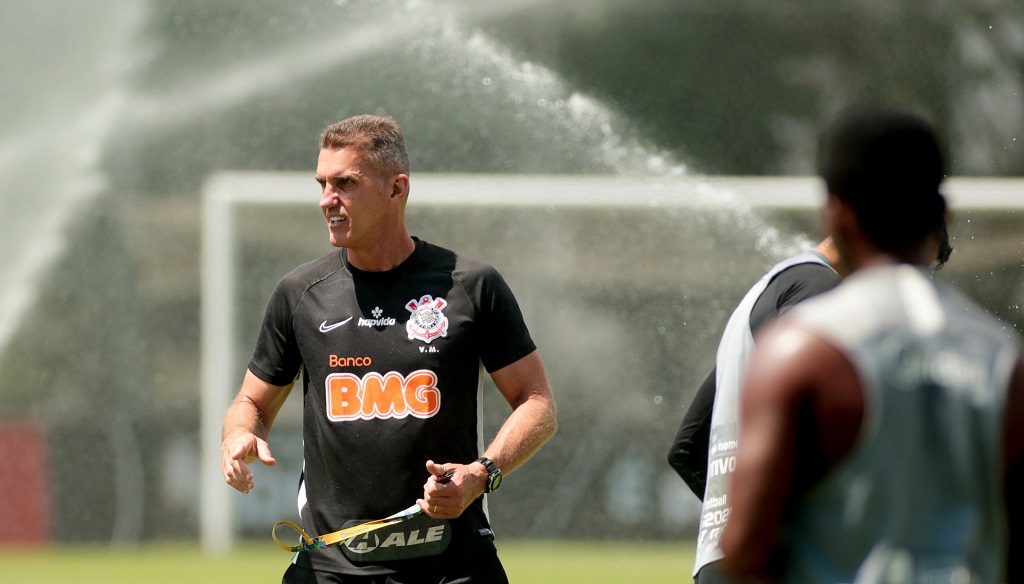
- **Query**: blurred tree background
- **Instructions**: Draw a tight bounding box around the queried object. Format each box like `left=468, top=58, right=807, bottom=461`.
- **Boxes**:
left=98, top=0, right=1024, bottom=197
left=482, top=0, right=1023, bottom=176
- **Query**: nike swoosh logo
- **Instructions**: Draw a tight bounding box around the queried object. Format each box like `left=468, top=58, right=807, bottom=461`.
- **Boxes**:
left=319, top=317, right=353, bottom=333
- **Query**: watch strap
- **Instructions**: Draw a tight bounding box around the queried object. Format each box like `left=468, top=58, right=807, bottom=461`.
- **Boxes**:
left=475, top=457, right=502, bottom=493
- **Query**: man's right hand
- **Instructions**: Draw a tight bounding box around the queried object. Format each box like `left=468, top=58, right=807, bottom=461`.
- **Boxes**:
left=221, top=432, right=276, bottom=494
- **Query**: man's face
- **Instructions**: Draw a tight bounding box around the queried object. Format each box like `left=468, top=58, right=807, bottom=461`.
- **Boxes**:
left=315, top=147, right=392, bottom=249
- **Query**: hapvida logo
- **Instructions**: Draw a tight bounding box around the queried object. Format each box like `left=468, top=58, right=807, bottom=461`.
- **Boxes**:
left=406, top=295, right=448, bottom=344
left=359, top=306, right=396, bottom=328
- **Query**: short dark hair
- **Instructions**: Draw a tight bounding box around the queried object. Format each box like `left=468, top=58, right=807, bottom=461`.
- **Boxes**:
left=818, top=107, right=947, bottom=251
left=319, top=115, right=410, bottom=181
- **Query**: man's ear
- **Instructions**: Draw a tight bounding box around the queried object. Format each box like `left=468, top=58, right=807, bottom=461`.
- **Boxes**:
left=390, top=174, right=410, bottom=200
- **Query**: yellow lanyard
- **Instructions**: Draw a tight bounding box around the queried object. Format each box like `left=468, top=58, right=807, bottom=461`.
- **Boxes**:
left=273, top=504, right=424, bottom=552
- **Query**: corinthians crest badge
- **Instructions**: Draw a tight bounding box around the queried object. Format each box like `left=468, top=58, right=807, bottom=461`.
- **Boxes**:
left=406, top=295, right=449, bottom=343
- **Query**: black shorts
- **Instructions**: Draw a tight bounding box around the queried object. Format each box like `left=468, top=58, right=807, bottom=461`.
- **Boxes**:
left=281, top=550, right=509, bottom=584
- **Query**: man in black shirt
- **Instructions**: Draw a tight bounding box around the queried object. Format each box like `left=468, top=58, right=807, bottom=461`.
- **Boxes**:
left=220, top=115, right=557, bottom=583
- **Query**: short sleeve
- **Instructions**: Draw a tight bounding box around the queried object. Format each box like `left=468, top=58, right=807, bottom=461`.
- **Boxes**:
left=466, top=265, right=537, bottom=373
left=749, top=263, right=841, bottom=334
left=247, top=278, right=303, bottom=386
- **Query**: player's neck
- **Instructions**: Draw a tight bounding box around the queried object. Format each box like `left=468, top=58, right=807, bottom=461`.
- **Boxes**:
left=815, top=237, right=849, bottom=277
left=346, top=233, right=416, bottom=272
left=847, top=240, right=933, bottom=274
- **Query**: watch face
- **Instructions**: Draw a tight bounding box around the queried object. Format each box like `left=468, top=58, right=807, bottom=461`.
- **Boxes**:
left=489, top=473, right=501, bottom=492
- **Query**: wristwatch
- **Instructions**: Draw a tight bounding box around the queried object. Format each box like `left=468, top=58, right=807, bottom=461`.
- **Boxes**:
left=476, top=457, right=502, bottom=493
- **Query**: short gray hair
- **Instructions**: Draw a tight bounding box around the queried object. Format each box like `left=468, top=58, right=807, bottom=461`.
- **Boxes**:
left=319, top=114, right=410, bottom=181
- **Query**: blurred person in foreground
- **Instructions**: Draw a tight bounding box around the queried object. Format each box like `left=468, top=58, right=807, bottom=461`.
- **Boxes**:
left=220, top=114, right=557, bottom=583
left=720, top=106, right=1024, bottom=582
left=668, top=227, right=951, bottom=584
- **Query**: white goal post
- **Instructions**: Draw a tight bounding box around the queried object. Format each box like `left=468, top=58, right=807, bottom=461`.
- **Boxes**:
left=200, top=173, right=1022, bottom=553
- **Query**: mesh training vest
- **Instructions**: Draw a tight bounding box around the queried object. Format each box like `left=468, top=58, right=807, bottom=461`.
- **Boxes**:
left=693, top=250, right=833, bottom=575
left=781, top=265, right=1019, bottom=583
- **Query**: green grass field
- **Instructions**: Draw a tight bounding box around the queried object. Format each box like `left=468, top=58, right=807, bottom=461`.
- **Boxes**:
left=0, top=540, right=695, bottom=583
